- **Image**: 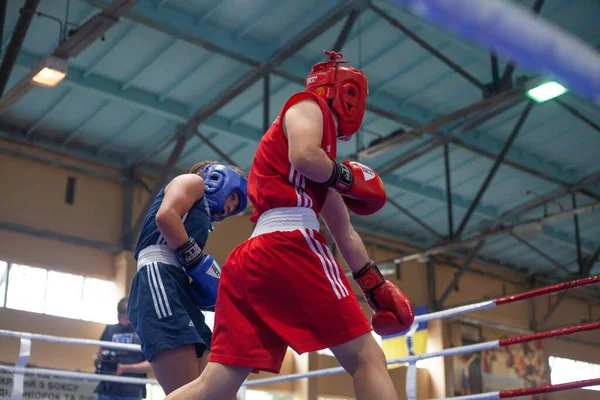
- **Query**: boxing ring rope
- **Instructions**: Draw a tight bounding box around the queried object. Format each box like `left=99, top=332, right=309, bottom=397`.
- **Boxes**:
left=0, top=328, right=155, bottom=399
left=0, top=275, right=598, bottom=399
left=0, top=365, right=158, bottom=386
left=0, top=329, right=142, bottom=352
left=242, top=321, right=600, bottom=387
left=240, top=274, right=600, bottom=399
left=412, top=275, right=600, bottom=325
left=386, top=0, right=600, bottom=104
left=449, top=377, right=600, bottom=400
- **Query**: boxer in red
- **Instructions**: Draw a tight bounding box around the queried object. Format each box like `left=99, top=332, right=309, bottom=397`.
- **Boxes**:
left=166, top=50, right=415, bottom=400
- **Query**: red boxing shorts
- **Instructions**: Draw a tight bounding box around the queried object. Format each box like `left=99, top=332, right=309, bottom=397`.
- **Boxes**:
left=209, top=208, right=372, bottom=374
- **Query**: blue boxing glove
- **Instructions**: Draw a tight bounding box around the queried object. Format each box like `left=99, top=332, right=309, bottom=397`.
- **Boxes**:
left=175, top=237, right=221, bottom=309
left=187, top=254, right=221, bottom=309
left=190, top=280, right=216, bottom=312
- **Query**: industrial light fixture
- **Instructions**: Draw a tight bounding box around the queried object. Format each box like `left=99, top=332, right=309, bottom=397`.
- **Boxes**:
left=526, top=81, right=568, bottom=103
left=31, top=55, right=68, bottom=87
left=0, top=55, right=68, bottom=112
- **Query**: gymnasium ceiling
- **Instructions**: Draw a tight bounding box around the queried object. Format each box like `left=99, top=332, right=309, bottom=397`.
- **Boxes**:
left=1, top=0, right=599, bottom=295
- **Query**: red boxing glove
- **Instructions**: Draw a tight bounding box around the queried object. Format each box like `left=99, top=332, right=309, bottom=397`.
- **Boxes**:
left=325, top=159, right=387, bottom=215
left=353, top=261, right=415, bottom=336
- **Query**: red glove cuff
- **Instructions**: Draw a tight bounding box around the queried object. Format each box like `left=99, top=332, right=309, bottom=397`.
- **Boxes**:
left=352, top=261, right=385, bottom=293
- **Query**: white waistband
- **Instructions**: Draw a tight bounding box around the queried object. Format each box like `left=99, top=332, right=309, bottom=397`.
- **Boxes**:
left=137, top=245, right=182, bottom=271
left=251, top=207, right=320, bottom=238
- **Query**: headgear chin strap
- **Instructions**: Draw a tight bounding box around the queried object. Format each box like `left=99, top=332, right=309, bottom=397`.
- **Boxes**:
left=304, top=50, right=369, bottom=140
left=200, top=164, right=248, bottom=223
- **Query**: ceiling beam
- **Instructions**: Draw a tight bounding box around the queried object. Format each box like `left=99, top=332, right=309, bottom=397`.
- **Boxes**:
left=52, top=0, right=141, bottom=59
left=370, top=1, right=485, bottom=91
left=0, top=0, right=40, bottom=96
left=79, top=0, right=600, bottom=195
left=332, top=9, right=361, bottom=52
left=8, top=50, right=598, bottom=253
left=81, top=0, right=346, bottom=66
left=394, top=201, right=600, bottom=264
left=130, top=0, right=370, bottom=169
left=13, top=48, right=596, bottom=197
left=130, top=0, right=369, bottom=239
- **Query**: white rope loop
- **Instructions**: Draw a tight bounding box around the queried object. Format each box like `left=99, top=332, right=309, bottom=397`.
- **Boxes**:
left=10, top=338, right=31, bottom=400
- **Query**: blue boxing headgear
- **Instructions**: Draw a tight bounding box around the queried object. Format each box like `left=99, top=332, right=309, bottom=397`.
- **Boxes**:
left=200, top=164, right=248, bottom=222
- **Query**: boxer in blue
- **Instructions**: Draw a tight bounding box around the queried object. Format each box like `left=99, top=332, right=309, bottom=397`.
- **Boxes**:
left=126, top=160, right=247, bottom=395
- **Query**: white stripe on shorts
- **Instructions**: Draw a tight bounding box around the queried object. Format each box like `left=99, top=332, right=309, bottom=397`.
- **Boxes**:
left=310, top=230, right=348, bottom=297
left=152, top=263, right=173, bottom=317
left=148, top=262, right=168, bottom=318
left=301, top=229, right=344, bottom=300
left=146, top=265, right=164, bottom=319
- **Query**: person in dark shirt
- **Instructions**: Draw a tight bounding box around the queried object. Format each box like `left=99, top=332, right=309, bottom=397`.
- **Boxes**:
left=94, top=297, right=152, bottom=400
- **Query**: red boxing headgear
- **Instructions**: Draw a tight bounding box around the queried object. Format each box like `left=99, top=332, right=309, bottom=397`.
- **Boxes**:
left=304, top=50, right=368, bottom=141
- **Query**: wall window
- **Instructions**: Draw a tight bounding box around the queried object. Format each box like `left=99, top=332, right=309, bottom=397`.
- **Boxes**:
left=6, top=264, right=48, bottom=313
left=0, top=261, right=7, bottom=307
left=45, top=271, right=85, bottom=319
left=0, top=260, right=118, bottom=324
left=549, top=356, right=600, bottom=391
left=82, top=277, right=118, bottom=324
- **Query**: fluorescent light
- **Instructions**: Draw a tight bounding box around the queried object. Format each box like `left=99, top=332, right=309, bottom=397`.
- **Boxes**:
left=31, top=56, right=68, bottom=88
left=0, top=56, right=68, bottom=111
left=526, top=81, right=568, bottom=103
left=32, top=67, right=66, bottom=87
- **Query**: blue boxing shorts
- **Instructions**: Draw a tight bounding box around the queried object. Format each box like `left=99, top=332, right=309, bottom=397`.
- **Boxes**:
left=127, top=246, right=213, bottom=362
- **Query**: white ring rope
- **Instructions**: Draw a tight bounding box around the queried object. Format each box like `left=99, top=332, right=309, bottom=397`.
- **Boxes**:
left=0, top=329, right=141, bottom=352
left=0, top=276, right=597, bottom=398
left=0, top=364, right=157, bottom=386
left=414, top=300, right=495, bottom=323
left=449, top=394, right=501, bottom=400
